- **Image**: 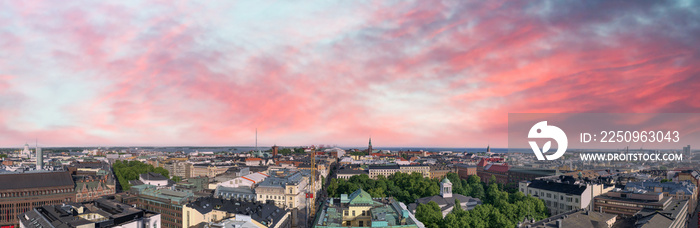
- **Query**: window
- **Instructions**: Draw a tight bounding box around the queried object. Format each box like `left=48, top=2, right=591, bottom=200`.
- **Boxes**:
left=352, top=211, right=355, bottom=216
left=359, top=221, right=363, bottom=227
left=344, top=210, right=348, bottom=216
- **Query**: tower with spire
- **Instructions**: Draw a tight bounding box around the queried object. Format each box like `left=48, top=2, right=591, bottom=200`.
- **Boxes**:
left=368, top=137, right=372, bottom=155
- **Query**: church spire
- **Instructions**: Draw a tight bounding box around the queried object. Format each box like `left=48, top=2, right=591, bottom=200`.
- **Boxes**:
left=368, top=137, right=373, bottom=155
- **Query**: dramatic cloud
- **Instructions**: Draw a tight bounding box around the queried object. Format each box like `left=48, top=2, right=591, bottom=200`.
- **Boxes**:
left=1, top=0, right=699, bottom=147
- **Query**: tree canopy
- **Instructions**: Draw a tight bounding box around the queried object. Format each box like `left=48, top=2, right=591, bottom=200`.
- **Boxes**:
left=326, top=172, right=549, bottom=228
left=113, top=160, right=169, bottom=191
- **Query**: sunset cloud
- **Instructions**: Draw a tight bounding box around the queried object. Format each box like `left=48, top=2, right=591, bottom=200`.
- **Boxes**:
left=0, top=0, right=698, bottom=147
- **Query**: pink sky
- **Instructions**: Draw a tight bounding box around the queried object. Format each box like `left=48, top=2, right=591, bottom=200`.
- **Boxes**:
left=1, top=1, right=699, bottom=147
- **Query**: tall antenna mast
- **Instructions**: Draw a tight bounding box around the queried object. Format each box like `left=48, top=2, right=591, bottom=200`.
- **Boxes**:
left=255, top=128, right=258, bottom=152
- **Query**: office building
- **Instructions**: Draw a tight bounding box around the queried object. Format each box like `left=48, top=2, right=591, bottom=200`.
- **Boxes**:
left=593, top=188, right=671, bottom=217
left=124, top=185, right=194, bottom=228
left=625, top=180, right=697, bottom=215
left=163, top=162, right=191, bottom=179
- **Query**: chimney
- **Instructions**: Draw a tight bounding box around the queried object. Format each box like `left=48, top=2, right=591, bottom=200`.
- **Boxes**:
left=556, top=219, right=562, bottom=228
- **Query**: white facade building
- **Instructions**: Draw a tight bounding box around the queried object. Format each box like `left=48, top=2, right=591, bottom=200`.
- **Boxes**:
left=519, top=179, right=613, bottom=215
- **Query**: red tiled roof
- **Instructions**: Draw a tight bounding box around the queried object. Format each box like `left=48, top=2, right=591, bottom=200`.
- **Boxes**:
left=485, top=163, right=509, bottom=172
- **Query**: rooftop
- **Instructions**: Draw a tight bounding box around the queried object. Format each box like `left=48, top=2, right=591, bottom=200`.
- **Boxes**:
left=0, top=171, right=74, bottom=190
left=256, top=171, right=304, bottom=188
left=186, top=197, right=287, bottom=226
left=18, top=198, right=158, bottom=228
left=625, top=180, right=695, bottom=195
left=315, top=189, right=424, bottom=228
left=140, top=172, right=168, bottom=181
left=130, top=185, right=193, bottom=205
left=526, top=179, right=588, bottom=195
left=520, top=209, right=616, bottom=228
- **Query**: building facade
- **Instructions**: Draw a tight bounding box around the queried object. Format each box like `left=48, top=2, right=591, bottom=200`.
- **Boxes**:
left=429, top=166, right=455, bottom=179
left=625, top=180, right=697, bottom=215
left=191, top=164, right=230, bottom=178
left=163, top=162, right=191, bottom=179
left=519, top=179, right=612, bottom=215
left=476, top=159, right=508, bottom=185
left=255, top=172, right=308, bottom=209
left=125, top=185, right=194, bottom=228
left=74, top=175, right=115, bottom=202
left=0, top=172, right=75, bottom=228
left=455, top=164, right=477, bottom=180
left=367, top=165, right=429, bottom=179
left=593, top=189, right=671, bottom=217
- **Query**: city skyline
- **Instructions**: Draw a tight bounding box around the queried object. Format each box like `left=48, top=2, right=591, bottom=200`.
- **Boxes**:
left=1, top=1, right=699, bottom=147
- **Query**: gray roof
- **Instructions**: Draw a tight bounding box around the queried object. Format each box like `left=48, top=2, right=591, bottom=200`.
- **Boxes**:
left=0, top=171, right=74, bottom=190
left=527, top=180, right=588, bottom=195
left=521, top=209, right=617, bottom=228
left=257, top=171, right=303, bottom=188
left=140, top=172, right=168, bottom=181
left=18, top=198, right=155, bottom=228
left=634, top=199, right=688, bottom=227
left=186, top=197, right=287, bottom=226
left=625, top=180, right=695, bottom=195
